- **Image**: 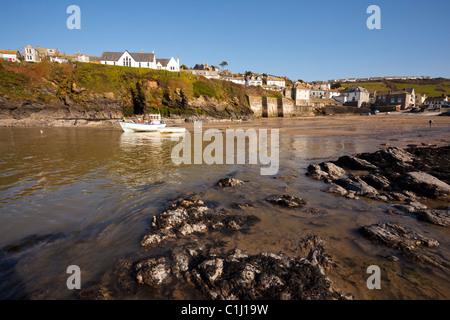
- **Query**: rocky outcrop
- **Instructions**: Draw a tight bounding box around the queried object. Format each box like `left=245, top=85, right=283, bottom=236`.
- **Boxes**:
left=140, top=196, right=259, bottom=247
left=126, top=237, right=350, bottom=300
left=400, top=172, right=450, bottom=198
left=217, top=178, right=245, bottom=188
left=307, top=146, right=450, bottom=202
left=416, top=210, right=450, bottom=227
left=266, top=194, right=307, bottom=208
left=359, top=223, right=450, bottom=269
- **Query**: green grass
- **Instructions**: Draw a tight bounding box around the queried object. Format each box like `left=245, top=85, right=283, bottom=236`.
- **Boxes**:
left=341, top=79, right=450, bottom=96
left=391, top=81, right=450, bottom=96
left=341, top=82, right=389, bottom=92
left=193, top=81, right=219, bottom=100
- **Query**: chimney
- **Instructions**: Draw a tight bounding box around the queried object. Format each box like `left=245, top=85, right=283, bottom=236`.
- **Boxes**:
left=141, top=49, right=144, bottom=53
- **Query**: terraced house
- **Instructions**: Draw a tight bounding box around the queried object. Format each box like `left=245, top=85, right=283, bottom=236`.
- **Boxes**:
left=100, top=50, right=180, bottom=72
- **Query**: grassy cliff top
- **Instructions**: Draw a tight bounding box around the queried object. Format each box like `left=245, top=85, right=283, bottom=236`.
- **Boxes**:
left=340, top=79, right=450, bottom=97
left=0, top=60, right=281, bottom=101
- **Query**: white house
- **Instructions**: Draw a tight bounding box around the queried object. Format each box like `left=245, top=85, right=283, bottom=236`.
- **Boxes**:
left=333, top=94, right=348, bottom=104
left=100, top=50, right=179, bottom=71
left=183, top=69, right=220, bottom=79
left=425, top=95, right=449, bottom=108
left=156, top=57, right=179, bottom=71
left=293, top=84, right=311, bottom=106
left=266, top=77, right=285, bottom=87
left=325, top=89, right=340, bottom=100
left=342, top=86, right=370, bottom=107
left=405, top=88, right=416, bottom=107
left=0, top=50, right=20, bottom=62
left=245, top=76, right=262, bottom=87
left=221, top=76, right=245, bottom=85
left=23, top=45, right=40, bottom=62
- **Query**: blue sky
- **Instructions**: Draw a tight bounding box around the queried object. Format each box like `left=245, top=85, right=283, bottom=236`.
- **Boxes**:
left=0, top=0, right=449, bottom=81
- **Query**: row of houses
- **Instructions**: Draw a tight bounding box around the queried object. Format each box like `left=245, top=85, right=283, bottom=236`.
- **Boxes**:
left=329, top=76, right=433, bottom=83
left=280, top=83, right=449, bottom=109
left=1, top=45, right=181, bottom=72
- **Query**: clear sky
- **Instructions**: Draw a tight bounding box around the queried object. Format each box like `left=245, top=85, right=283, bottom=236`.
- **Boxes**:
left=1, top=0, right=449, bottom=81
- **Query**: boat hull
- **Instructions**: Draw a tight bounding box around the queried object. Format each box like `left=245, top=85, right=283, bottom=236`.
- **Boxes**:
left=120, top=121, right=166, bottom=132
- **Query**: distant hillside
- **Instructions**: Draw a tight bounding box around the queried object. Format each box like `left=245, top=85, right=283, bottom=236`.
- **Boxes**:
left=341, top=78, right=450, bottom=96
left=0, top=60, right=282, bottom=122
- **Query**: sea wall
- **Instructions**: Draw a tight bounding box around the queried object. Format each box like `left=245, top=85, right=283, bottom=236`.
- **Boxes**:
left=247, top=95, right=314, bottom=117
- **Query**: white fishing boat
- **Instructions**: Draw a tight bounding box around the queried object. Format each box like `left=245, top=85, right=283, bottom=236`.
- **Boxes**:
left=119, top=114, right=166, bottom=132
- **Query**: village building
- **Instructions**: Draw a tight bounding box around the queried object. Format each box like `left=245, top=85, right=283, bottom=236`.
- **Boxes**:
left=424, top=95, right=449, bottom=108
left=23, top=45, right=41, bottom=62
left=341, top=86, right=370, bottom=107
left=0, top=49, right=21, bottom=62
left=221, top=76, right=245, bottom=85
left=333, top=94, right=348, bottom=104
left=325, top=89, right=340, bottom=100
left=288, top=83, right=311, bottom=106
left=100, top=50, right=180, bottom=71
left=193, top=63, right=220, bottom=72
left=245, top=75, right=262, bottom=87
left=415, top=93, right=427, bottom=107
left=369, top=91, right=377, bottom=105
left=310, top=86, right=325, bottom=98
left=182, top=69, right=220, bottom=79
left=405, top=88, right=416, bottom=107
left=266, top=77, right=285, bottom=87
left=375, top=90, right=412, bottom=109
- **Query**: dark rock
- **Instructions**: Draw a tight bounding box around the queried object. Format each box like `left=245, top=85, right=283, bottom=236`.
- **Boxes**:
left=361, top=172, right=391, bottom=190
left=273, top=175, right=297, bottom=181
left=217, top=178, right=244, bottom=187
left=129, top=236, right=350, bottom=300
left=306, top=164, right=329, bottom=181
left=266, top=195, right=307, bottom=208
left=416, top=210, right=450, bottom=227
left=135, top=257, right=172, bottom=286
left=335, top=175, right=379, bottom=198
left=360, top=223, right=439, bottom=251
left=323, top=184, right=348, bottom=196
left=393, top=204, right=417, bottom=213
left=141, top=198, right=259, bottom=247
left=334, top=156, right=378, bottom=171
left=400, top=172, right=450, bottom=198
left=321, top=162, right=346, bottom=179
left=231, top=202, right=254, bottom=210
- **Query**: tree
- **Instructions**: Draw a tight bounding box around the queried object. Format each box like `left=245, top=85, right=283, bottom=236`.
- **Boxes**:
left=244, top=71, right=252, bottom=77
left=219, top=61, right=228, bottom=70
left=297, top=79, right=304, bottom=83
left=180, top=64, right=188, bottom=70
left=331, top=82, right=342, bottom=89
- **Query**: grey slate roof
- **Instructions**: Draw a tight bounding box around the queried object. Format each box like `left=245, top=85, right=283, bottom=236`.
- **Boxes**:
left=156, top=58, right=170, bottom=66
left=100, top=51, right=155, bottom=62
left=100, top=52, right=124, bottom=61
left=130, top=52, right=155, bottom=62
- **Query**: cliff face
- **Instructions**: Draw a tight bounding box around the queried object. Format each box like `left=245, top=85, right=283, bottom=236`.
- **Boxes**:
left=0, top=61, right=280, bottom=125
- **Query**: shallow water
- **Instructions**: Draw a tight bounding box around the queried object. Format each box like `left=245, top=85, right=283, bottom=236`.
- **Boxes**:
left=0, top=116, right=449, bottom=299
